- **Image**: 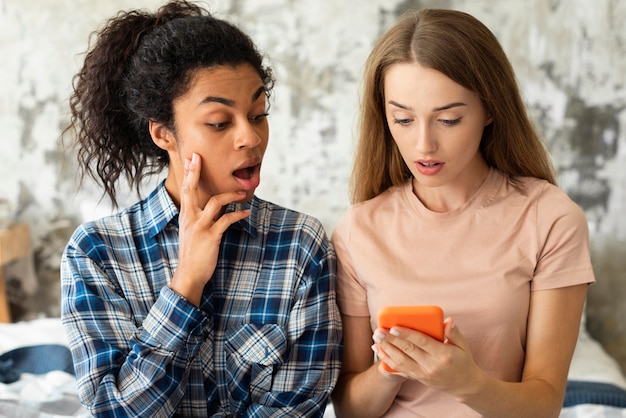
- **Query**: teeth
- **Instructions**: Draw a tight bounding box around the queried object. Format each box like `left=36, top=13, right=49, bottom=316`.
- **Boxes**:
left=421, top=162, right=437, bottom=167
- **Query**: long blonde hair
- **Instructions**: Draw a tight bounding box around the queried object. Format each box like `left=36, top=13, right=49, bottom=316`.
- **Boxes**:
left=351, top=9, right=556, bottom=204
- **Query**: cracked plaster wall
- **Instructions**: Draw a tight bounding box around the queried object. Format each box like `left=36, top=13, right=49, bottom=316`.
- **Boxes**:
left=1, top=0, right=625, bottom=373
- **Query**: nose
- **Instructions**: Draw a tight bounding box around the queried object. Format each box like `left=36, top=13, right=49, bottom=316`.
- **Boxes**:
left=415, top=122, right=438, bottom=154
left=233, top=120, right=263, bottom=150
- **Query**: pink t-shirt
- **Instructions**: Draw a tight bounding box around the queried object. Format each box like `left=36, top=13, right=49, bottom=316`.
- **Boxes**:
left=332, top=168, right=595, bottom=417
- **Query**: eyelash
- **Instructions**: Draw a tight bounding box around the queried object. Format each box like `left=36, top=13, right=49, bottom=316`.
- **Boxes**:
left=392, top=117, right=462, bottom=127
left=207, top=113, right=269, bottom=130
left=441, top=117, right=461, bottom=126
left=250, top=113, right=269, bottom=122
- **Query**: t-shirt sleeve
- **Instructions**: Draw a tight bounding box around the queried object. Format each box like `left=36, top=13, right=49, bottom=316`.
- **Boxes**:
left=531, top=184, right=596, bottom=291
left=331, top=208, right=371, bottom=317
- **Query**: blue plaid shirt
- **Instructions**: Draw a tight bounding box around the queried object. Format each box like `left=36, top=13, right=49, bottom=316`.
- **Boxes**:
left=61, top=182, right=342, bottom=417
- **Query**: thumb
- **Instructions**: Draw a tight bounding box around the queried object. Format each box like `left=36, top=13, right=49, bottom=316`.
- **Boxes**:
left=443, top=317, right=466, bottom=348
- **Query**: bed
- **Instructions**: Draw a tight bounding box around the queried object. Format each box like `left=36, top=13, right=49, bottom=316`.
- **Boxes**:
left=1, top=318, right=625, bottom=417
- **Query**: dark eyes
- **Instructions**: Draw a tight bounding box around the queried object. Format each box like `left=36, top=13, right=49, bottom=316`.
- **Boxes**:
left=207, top=113, right=269, bottom=130
left=250, top=113, right=269, bottom=122
left=207, top=121, right=229, bottom=130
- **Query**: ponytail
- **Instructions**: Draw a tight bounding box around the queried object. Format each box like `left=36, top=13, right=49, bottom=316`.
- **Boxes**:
left=64, top=1, right=207, bottom=206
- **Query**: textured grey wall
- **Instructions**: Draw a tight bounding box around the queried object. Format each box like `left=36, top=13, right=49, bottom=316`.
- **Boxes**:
left=1, top=0, right=625, bottom=372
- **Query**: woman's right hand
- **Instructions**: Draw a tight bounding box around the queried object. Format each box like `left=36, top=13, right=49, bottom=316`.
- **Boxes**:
left=169, top=153, right=251, bottom=306
left=371, top=317, right=482, bottom=399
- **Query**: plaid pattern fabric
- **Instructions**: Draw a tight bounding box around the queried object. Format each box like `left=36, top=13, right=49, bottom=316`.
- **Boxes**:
left=61, top=182, right=342, bottom=417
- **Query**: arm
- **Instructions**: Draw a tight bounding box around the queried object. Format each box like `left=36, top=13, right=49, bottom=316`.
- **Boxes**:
left=459, top=283, right=588, bottom=417
left=374, top=284, right=588, bottom=418
left=61, top=244, right=208, bottom=417
left=332, top=315, right=406, bottom=418
left=330, top=210, right=401, bottom=417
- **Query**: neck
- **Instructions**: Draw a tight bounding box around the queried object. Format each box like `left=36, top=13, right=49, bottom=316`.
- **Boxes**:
left=412, top=163, right=490, bottom=213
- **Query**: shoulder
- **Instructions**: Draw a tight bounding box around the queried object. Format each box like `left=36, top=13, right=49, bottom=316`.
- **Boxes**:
left=251, top=197, right=331, bottom=254
left=66, top=197, right=149, bottom=258
left=518, top=177, right=586, bottom=218
left=510, top=176, right=589, bottom=236
left=253, top=196, right=326, bottom=235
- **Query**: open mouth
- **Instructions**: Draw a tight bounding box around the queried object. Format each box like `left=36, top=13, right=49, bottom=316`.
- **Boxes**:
left=233, top=166, right=255, bottom=180
left=232, top=163, right=261, bottom=190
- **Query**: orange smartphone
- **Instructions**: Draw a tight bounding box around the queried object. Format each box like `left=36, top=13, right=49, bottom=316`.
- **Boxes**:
left=377, top=305, right=444, bottom=372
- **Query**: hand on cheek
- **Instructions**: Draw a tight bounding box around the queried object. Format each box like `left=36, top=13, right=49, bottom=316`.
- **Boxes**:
left=170, top=153, right=251, bottom=306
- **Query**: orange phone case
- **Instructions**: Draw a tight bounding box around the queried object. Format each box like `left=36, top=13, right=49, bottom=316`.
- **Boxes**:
left=377, top=305, right=444, bottom=372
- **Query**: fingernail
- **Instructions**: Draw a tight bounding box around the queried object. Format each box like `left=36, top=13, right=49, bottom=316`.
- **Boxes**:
left=184, top=159, right=190, bottom=170
left=191, top=153, right=199, bottom=164
left=390, top=328, right=400, bottom=337
left=371, top=344, right=379, bottom=354
left=373, top=331, right=385, bottom=344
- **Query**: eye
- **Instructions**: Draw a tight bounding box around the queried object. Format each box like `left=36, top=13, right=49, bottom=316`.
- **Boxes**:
left=440, top=117, right=462, bottom=126
left=392, top=117, right=412, bottom=126
left=249, top=113, right=269, bottom=123
left=207, top=121, right=231, bottom=130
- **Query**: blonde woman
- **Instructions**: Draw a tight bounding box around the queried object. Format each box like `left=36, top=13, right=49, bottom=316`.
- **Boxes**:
left=331, top=9, right=594, bottom=418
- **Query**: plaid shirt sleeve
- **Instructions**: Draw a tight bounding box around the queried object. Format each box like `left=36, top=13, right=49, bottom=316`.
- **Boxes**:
left=61, top=223, right=210, bottom=417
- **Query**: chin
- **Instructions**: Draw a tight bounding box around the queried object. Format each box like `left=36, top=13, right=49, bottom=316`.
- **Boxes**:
left=238, top=190, right=255, bottom=203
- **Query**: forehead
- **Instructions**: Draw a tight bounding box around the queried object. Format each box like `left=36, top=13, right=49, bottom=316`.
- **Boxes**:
left=384, top=62, right=475, bottom=104
left=178, top=64, right=265, bottom=105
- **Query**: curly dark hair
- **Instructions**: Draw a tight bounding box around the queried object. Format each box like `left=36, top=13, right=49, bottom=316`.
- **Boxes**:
left=64, top=0, right=275, bottom=206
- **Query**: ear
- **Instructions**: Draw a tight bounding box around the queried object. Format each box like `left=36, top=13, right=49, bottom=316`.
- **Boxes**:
left=484, top=112, right=494, bottom=127
left=149, top=120, right=177, bottom=151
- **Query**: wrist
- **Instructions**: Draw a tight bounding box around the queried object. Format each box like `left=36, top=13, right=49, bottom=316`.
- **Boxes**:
left=454, top=366, right=488, bottom=405
left=376, top=361, right=408, bottom=384
left=169, top=274, right=204, bottom=307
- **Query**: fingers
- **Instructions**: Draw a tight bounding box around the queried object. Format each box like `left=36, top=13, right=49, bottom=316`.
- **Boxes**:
left=379, top=326, right=436, bottom=354
left=442, top=317, right=469, bottom=351
left=180, top=153, right=251, bottom=228
left=208, top=204, right=251, bottom=235
left=372, top=344, right=401, bottom=375
left=372, top=325, right=442, bottom=375
left=181, top=153, right=201, bottom=215
left=372, top=328, right=417, bottom=376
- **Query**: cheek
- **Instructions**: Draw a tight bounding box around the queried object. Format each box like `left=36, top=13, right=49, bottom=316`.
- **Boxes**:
left=389, top=128, right=411, bottom=154
left=255, top=126, right=270, bottom=154
left=258, top=122, right=270, bottom=142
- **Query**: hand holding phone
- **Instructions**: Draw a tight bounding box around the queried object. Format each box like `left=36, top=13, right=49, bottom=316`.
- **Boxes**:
left=377, top=305, right=444, bottom=372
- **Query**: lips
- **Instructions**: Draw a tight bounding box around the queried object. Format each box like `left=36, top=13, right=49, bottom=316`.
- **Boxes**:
left=233, top=160, right=262, bottom=190
left=415, top=160, right=444, bottom=176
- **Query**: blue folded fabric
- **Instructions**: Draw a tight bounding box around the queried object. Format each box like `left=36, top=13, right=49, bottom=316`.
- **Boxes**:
left=564, top=380, right=626, bottom=408
left=0, top=344, right=74, bottom=384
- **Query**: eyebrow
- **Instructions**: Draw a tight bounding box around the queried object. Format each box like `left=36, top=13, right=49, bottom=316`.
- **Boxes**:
left=387, top=100, right=467, bottom=112
left=198, top=86, right=266, bottom=108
